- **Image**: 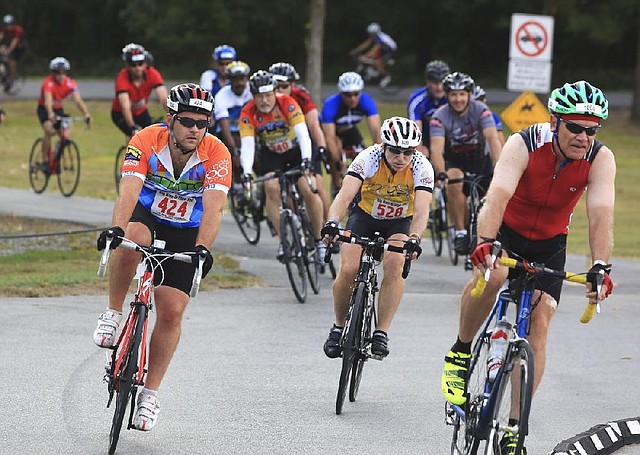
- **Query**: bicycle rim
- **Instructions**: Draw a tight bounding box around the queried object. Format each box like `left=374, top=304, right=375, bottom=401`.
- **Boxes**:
left=349, top=285, right=371, bottom=402
left=57, top=140, right=80, bottom=197
left=488, top=339, right=534, bottom=454
left=336, top=282, right=365, bottom=414
left=281, top=213, right=307, bottom=302
left=229, top=189, right=261, bottom=245
left=28, top=138, right=50, bottom=193
left=114, top=145, right=125, bottom=194
left=447, top=222, right=459, bottom=266
left=301, top=212, right=320, bottom=294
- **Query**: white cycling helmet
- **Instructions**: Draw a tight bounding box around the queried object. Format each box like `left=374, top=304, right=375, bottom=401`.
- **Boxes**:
left=367, top=22, right=381, bottom=34
left=49, top=57, right=71, bottom=72
left=337, top=72, right=364, bottom=93
left=381, top=117, right=422, bottom=149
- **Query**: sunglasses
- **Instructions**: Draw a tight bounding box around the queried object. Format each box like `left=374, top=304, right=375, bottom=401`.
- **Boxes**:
left=387, top=146, right=415, bottom=157
left=561, top=118, right=601, bottom=136
left=276, top=83, right=291, bottom=90
left=129, top=62, right=145, bottom=67
left=175, top=116, right=209, bottom=129
left=342, top=91, right=360, bottom=98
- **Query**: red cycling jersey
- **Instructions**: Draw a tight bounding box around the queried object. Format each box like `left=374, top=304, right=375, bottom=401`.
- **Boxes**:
left=289, top=85, right=316, bottom=115
left=37, top=74, right=79, bottom=109
left=0, top=24, right=24, bottom=44
left=504, top=123, right=602, bottom=241
left=111, top=66, right=164, bottom=116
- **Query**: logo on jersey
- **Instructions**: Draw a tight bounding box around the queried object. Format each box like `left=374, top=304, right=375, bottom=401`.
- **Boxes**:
left=288, top=104, right=295, bottom=112
left=206, top=158, right=231, bottom=181
left=125, top=145, right=143, bottom=161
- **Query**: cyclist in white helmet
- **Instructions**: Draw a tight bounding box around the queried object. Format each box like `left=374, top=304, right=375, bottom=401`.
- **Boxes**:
left=350, top=22, right=397, bottom=88
left=321, top=116, right=434, bottom=358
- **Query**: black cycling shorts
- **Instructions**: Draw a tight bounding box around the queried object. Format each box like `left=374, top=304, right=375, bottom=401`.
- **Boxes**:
left=36, top=105, right=65, bottom=126
left=497, top=223, right=567, bottom=304
left=445, top=149, right=492, bottom=176
left=258, top=146, right=302, bottom=175
left=130, top=203, right=199, bottom=296
left=345, top=206, right=411, bottom=240
left=337, top=126, right=364, bottom=149
left=111, top=109, right=154, bottom=136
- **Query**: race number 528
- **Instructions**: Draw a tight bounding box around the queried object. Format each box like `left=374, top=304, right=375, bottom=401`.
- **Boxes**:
left=374, top=201, right=406, bottom=219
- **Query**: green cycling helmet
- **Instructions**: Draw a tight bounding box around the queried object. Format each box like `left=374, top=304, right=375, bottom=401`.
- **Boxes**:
left=547, top=80, right=608, bottom=120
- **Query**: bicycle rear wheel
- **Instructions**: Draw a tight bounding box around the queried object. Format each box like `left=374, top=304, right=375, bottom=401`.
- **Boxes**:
left=280, top=211, right=307, bottom=303
left=57, top=140, right=80, bottom=197
left=114, top=145, right=126, bottom=194
left=430, top=189, right=445, bottom=256
left=28, top=138, right=50, bottom=194
left=336, top=282, right=365, bottom=415
left=349, top=286, right=373, bottom=402
left=300, top=210, right=320, bottom=294
left=487, top=339, right=534, bottom=454
left=447, top=222, right=459, bottom=266
left=228, top=186, right=261, bottom=245
left=108, top=306, right=146, bottom=455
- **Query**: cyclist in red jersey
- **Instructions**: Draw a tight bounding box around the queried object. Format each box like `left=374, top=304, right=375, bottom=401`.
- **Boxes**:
left=270, top=61, right=331, bottom=224
left=36, top=57, right=91, bottom=168
left=111, top=43, right=167, bottom=137
left=441, top=81, right=615, bottom=453
left=0, top=14, right=27, bottom=88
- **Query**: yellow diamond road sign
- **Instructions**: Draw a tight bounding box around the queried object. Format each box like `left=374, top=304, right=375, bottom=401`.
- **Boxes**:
left=500, top=90, right=550, bottom=133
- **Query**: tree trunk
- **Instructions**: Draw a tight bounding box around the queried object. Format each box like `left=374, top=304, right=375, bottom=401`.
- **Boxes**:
left=306, top=0, right=325, bottom=103
left=631, top=4, right=640, bottom=122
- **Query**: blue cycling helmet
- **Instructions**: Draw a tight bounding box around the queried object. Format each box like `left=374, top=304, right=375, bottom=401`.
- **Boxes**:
left=213, top=45, right=237, bottom=62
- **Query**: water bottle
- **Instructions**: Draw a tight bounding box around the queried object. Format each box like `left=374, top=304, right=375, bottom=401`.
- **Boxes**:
left=487, top=318, right=511, bottom=383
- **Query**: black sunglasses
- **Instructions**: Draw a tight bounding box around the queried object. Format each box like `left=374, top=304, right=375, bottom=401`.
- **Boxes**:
left=129, top=62, right=145, bottom=67
left=175, top=116, right=209, bottom=129
left=561, top=118, right=601, bottom=136
left=387, top=146, right=415, bottom=157
left=276, top=83, right=290, bottom=90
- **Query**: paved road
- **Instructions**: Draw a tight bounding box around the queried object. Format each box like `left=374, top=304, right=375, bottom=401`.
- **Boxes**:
left=1, top=187, right=639, bottom=454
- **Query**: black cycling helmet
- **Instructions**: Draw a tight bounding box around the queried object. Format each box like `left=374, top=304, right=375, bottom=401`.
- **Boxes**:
left=268, top=62, right=300, bottom=82
left=121, top=43, right=147, bottom=65
left=166, top=83, right=214, bottom=116
left=425, top=60, right=450, bottom=82
left=249, top=70, right=275, bottom=94
left=443, top=72, right=474, bottom=93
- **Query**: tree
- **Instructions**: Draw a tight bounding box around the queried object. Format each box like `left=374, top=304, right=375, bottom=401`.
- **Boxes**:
left=306, top=0, right=325, bottom=102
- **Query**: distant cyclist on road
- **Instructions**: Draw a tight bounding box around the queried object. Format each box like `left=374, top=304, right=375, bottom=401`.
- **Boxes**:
left=321, top=117, right=433, bottom=359
left=350, top=22, right=397, bottom=88
left=0, top=14, right=27, bottom=91
left=321, top=71, right=381, bottom=197
left=407, top=59, right=450, bottom=158
left=200, top=44, right=236, bottom=97
left=111, top=43, right=167, bottom=137
left=429, top=72, right=502, bottom=255
left=94, top=83, right=231, bottom=432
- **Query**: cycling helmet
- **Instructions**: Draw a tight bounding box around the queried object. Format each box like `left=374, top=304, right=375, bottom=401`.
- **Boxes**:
left=381, top=117, right=422, bottom=149
left=225, top=61, right=251, bottom=78
left=425, top=60, right=450, bottom=82
left=472, top=85, right=487, bottom=101
left=548, top=80, right=608, bottom=120
left=367, top=22, right=381, bottom=34
left=269, top=62, right=300, bottom=82
left=166, top=83, right=214, bottom=115
left=3, top=14, right=14, bottom=25
left=49, top=57, right=71, bottom=72
left=249, top=70, right=275, bottom=94
left=443, top=72, right=474, bottom=93
left=338, top=71, right=364, bottom=93
left=121, top=43, right=147, bottom=65
left=213, top=44, right=237, bottom=61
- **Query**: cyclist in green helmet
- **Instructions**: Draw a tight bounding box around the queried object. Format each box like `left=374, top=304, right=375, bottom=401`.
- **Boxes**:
left=441, top=80, right=615, bottom=454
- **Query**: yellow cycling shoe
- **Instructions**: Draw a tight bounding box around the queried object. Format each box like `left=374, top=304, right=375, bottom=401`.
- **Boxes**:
left=441, top=350, right=471, bottom=405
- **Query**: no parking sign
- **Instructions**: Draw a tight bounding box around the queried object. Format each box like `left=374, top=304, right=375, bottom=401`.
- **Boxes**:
left=508, top=14, right=554, bottom=93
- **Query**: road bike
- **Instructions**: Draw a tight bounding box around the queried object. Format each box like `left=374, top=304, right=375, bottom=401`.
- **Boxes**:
left=28, top=116, right=87, bottom=197
left=445, top=241, right=602, bottom=454
left=0, top=51, right=25, bottom=96
left=114, top=120, right=164, bottom=193
left=97, top=232, right=205, bottom=455
left=325, top=229, right=416, bottom=415
left=351, top=52, right=400, bottom=94
left=228, top=177, right=275, bottom=246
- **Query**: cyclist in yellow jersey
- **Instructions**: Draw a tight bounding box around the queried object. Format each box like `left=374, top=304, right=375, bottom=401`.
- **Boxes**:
left=321, top=117, right=434, bottom=358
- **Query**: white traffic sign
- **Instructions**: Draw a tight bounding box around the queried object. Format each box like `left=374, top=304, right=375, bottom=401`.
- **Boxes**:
left=509, top=14, right=554, bottom=62
left=508, top=59, right=552, bottom=94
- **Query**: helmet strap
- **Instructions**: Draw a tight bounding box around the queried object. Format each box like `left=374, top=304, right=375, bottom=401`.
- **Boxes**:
left=552, top=116, right=572, bottom=163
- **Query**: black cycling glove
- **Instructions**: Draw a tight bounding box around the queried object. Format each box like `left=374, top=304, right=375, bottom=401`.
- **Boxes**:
left=193, top=245, right=214, bottom=278
left=97, top=226, right=125, bottom=251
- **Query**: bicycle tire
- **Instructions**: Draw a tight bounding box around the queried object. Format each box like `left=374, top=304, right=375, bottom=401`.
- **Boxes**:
left=280, top=211, right=307, bottom=303
left=108, top=305, right=146, bottom=455
left=349, top=284, right=372, bottom=402
left=447, top=222, right=459, bottom=266
left=300, top=209, right=320, bottom=294
left=57, top=140, right=80, bottom=197
left=228, top=187, right=261, bottom=245
left=430, top=188, right=445, bottom=256
left=28, top=138, right=50, bottom=194
left=114, top=145, right=126, bottom=194
left=336, top=281, right=365, bottom=415
left=487, top=339, right=534, bottom=454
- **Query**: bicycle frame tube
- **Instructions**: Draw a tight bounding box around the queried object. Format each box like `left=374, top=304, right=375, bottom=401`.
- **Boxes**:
left=135, top=267, right=153, bottom=384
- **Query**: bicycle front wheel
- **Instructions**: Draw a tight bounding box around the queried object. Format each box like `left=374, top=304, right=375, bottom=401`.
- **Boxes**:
left=228, top=186, right=261, bottom=245
left=487, top=339, right=534, bottom=454
left=300, top=210, right=320, bottom=294
left=349, top=285, right=373, bottom=402
left=447, top=222, right=459, bottom=266
left=114, top=145, right=126, bottom=194
left=28, top=138, right=50, bottom=194
left=57, top=140, right=80, bottom=197
left=280, top=212, right=307, bottom=303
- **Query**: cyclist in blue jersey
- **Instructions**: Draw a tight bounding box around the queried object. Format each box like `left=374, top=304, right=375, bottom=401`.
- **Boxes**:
left=199, top=44, right=236, bottom=97
left=321, top=71, right=381, bottom=195
left=473, top=85, right=506, bottom=147
left=407, top=60, right=450, bottom=159
left=350, top=22, right=397, bottom=88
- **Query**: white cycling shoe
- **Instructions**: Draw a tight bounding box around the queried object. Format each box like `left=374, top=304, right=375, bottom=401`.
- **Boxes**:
left=133, top=392, right=160, bottom=431
left=93, top=309, right=122, bottom=348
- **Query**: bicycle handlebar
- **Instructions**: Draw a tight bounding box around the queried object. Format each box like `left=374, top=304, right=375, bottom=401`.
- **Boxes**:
left=470, top=246, right=600, bottom=323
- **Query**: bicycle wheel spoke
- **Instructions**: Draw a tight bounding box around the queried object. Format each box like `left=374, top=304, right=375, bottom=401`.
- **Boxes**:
left=57, top=140, right=81, bottom=197
left=281, top=213, right=307, bottom=302
left=28, top=138, right=50, bottom=194
left=229, top=189, right=261, bottom=245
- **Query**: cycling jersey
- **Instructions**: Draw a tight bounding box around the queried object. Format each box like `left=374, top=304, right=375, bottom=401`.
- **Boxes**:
left=0, top=24, right=24, bottom=46
left=239, top=94, right=306, bottom=154
left=407, top=87, right=447, bottom=145
left=374, top=31, right=397, bottom=52
left=346, top=144, right=434, bottom=219
left=121, top=124, right=232, bottom=228
left=321, top=92, right=378, bottom=134
left=289, top=85, right=316, bottom=115
left=37, top=75, right=78, bottom=109
left=213, top=84, right=252, bottom=135
left=200, top=68, right=225, bottom=96
left=504, top=122, right=603, bottom=241
left=111, top=66, right=164, bottom=116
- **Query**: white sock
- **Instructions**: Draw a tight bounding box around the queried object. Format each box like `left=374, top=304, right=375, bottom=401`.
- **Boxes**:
left=455, top=229, right=467, bottom=237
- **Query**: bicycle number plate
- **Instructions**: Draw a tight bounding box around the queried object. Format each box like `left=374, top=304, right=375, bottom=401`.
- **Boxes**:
left=150, top=190, right=196, bottom=223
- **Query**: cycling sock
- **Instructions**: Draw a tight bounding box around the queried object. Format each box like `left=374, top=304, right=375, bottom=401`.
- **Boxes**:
left=373, top=330, right=388, bottom=337
left=141, top=387, right=158, bottom=397
left=455, top=229, right=468, bottom=237
left=452, top=337, right=472, bottom=354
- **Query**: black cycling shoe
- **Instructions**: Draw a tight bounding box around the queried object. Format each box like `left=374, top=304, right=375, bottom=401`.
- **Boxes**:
left=323, top=325, right=343, bottom=358
left=454, top=234, right=470, bottom=255
left=371, top=330, right=389, bottom=357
